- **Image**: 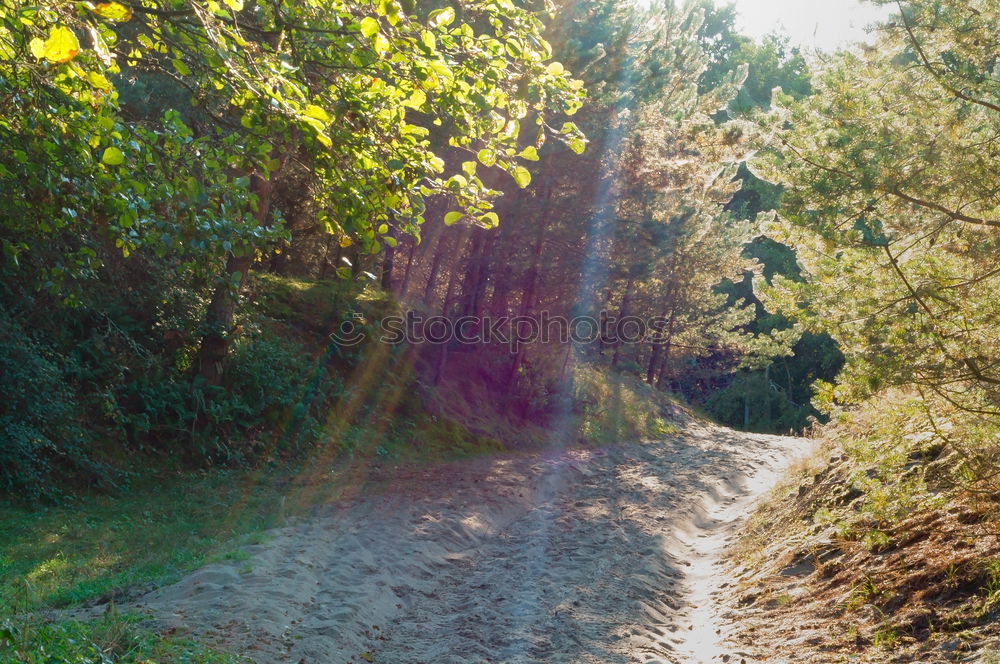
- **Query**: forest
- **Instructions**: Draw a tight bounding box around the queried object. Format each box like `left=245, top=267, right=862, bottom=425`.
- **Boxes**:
left=1, top=0, right=998, bottom=662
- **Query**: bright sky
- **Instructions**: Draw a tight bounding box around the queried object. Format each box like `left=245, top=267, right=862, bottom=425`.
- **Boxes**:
left=726, top=0, right=894, bottom=52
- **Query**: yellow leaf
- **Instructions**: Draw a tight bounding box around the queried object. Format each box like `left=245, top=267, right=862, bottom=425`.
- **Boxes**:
left=359, top=17, right=379, bottom=38
left=304, top=104, right=331, bottom=124
left=29, top=37, right=45, bottom=60
left=223, top=0, right=244, bottom=10
left=340, top=236, right=353, bottom=247
left=40, top=26, right=80, bottom=63
left=87, top=71, right=112, bottom=91
left=93, top=2, right=133, bottom=21
left=372, top=33, right=390, bottom=55
left=402, top=88, right=425, bottom=109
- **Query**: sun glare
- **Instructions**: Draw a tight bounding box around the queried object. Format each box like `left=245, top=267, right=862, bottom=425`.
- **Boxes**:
left=725, top=0, right=893, bottom=51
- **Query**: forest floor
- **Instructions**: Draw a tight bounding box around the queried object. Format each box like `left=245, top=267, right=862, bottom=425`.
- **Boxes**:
left=74, top=418, right=805, bottom=664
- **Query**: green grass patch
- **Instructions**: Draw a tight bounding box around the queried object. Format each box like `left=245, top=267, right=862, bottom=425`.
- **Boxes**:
left=574, top=366, right=683, bottom=445
left=0, top=468, right=296, bottom=613
left=1, top=610, right=239, bottom=663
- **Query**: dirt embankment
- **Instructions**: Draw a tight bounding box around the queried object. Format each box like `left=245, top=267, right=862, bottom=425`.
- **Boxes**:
left=723, top=451, right=1000, bottom=663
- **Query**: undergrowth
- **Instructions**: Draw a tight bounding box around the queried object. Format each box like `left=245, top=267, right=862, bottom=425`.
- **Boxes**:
left=730, top=388, right=1000, bottom=661
left=0, top=609, right=238, bottom=664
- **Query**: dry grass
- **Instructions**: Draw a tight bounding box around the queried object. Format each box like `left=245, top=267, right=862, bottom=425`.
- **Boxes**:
left=726, top=417, right=1000, bottom=663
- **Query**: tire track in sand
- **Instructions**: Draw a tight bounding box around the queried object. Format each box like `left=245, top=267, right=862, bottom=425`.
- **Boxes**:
left=119, top=420, right=806, bottom=663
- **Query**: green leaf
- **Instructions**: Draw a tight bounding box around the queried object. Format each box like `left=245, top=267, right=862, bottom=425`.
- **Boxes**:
left=360, top=17, right=379, bottom=38
left=428, top=7, right=455, bottom=28
left=511, top=166, right=531, bottom=188
left=172, top=58, right=190, bottom=76
left=478, top=212, right=499, bottom=228
left=373, top=33, right=390, bottom=55
left=29, top=38, right=45, bottom=60
left=444, top=211, right=464, bottom=225
left=560, top=121, right=580, bottom=135
left=87, top=71, right=112, bottom=91
left=421, top=31, right=436, bottom=52
left=477, top=148, right=496, bottom=167
left=304, top=104, right=331, bottom=124
left=402, top=88, right=426, bottom=109
left=101, top=147, right=125, bottom=166
left=518, top=146, right=539, bottom=161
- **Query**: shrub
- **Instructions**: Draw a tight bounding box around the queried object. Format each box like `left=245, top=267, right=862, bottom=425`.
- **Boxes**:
left=188, top=332, right=341, bottom=461
left=0, top=311, right=102, bottom=501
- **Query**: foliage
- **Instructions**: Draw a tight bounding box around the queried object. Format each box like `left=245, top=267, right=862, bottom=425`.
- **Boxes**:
left=0, top=466, right=298, bottom=612
left=0, top=309, right=101, bottom=501
left=754, top=0, right=1000, bottom=477
left=0, top=0, right=587, bottom=496
left=1, top=0, right=585, bottom=261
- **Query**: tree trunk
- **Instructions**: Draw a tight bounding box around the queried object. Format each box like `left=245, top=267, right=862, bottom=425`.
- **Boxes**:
left=400, top=236, right=416, bottom=299
left=649, top=307, right=677, bottom=387
left=457, top=229, right=486, bottom=318
left=763, top=364, right=771, bottom=431
left=654, top=312, right=677, bottom=391
left=611, top=276, right=634, bottom=370
left=504, top=194, right=548, bottom=393
left=432, top=227, right=468, bottom=385
left=646, top=341, right=661, bottom=384
left=423, top=227, right=449, bottom=306
left=320, top=234, right=335, bottom=279
left=197, top=172, right=273, bottom=385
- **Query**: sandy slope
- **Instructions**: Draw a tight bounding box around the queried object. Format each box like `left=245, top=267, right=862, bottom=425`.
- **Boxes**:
left=121, top=420, right=806, bottom=663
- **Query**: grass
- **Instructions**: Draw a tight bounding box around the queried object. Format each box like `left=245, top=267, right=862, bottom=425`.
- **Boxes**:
left=871, top=624, right=898, bottom=649
left=1, top=609, right=240, bottom=663
left=574, top=365, right=683, bottom=445
left=0, top=467, right=298, bottom=613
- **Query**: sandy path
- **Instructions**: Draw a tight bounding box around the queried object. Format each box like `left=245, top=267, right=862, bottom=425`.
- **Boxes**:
left=124, top=421, right=806, bottom=663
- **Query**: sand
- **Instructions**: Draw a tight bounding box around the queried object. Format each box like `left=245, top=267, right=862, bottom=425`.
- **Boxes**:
left=116, top=420, right=807, bottom=663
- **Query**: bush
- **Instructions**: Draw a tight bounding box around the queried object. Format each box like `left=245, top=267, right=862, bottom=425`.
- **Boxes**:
left=189, top=332, right=341, bottom=461
left=704, top=370, right=814, bottom=434
left=0, top=311, right=102, bottom=501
